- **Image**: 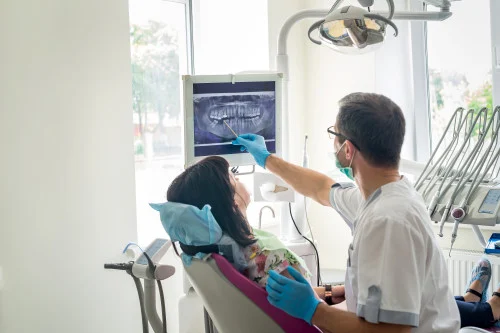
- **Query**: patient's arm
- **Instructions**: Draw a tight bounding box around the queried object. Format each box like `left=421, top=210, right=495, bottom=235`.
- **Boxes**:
left=277, top=266, right=346, bottom=333
left=280, top=263, right=303, bottom=279
left=281, top=266, right=345, bottom=304
left=280, top=264, right=319, bottom=294
left=280, top=265, right=320, bottom=301
left=333, top=300, right=347, bottom=311
left=313, top=285, right=346, bottom=304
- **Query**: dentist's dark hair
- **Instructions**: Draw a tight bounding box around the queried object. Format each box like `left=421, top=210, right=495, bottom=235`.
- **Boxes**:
left=336, top=92, right=405, bottom=168
left=166, top=156, right=256, bottom=247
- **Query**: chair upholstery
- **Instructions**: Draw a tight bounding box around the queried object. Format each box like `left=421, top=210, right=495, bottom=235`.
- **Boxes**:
left=184, top=253, right=322, bottom=333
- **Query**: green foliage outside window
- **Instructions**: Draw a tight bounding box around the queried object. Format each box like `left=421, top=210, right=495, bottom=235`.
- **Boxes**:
left=130, top=21, right=180, bottom=157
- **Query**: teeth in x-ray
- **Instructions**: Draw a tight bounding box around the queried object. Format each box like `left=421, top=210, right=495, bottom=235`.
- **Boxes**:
left=208, top=106, right=262, bottom=121
left=194, top=94, right=275, bottom=139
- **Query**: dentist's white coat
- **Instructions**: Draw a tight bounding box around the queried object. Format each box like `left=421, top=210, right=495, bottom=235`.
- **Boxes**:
left=330, top=177, right=460, bottom=332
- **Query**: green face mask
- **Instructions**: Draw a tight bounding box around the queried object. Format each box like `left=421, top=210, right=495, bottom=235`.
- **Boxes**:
left=335, top=142, right=355, bottom=180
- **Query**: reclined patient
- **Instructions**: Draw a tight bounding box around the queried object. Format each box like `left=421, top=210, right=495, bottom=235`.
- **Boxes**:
left=165, top=155, right=310, bottom=287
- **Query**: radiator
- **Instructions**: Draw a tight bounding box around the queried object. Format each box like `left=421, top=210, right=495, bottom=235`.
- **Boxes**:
left=445, top=249, right=500, bottom=296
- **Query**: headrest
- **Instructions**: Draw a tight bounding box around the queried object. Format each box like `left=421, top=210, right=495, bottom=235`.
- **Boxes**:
left=149, top=202, right=248, bottom=271
left=149, top=202, right=223, bottom=246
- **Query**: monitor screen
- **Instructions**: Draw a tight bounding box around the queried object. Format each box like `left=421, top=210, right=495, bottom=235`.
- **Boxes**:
left=183, top=74, right=282, bottom=167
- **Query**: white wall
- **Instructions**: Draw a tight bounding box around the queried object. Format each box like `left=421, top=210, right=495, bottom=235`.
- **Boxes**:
left=268, top=0, right=311, bottom=165
left=0, top=1, right=140, bottom=332
left=194, top=0, right=269, bottom=74
left=301, top=0, right=377, bottom=270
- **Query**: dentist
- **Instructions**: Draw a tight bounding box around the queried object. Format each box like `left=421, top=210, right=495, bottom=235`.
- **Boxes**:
left=232, top=92, right=460, bottom=333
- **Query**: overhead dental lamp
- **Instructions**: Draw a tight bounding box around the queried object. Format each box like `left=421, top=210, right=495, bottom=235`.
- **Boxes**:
left=308, top=0, right=398, bottom=54
left=305, top=0, right=451, bottom=54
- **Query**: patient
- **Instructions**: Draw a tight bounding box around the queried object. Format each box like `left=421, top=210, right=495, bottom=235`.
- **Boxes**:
left=166, top=155, right=346, bottom=307
left=166, top=155, right=312, bottom=287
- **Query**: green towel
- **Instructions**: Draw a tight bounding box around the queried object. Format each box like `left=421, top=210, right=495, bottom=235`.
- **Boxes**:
left=253, top=228, right=312, bottom=276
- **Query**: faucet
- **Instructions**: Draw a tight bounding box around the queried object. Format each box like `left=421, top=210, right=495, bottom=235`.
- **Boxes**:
left=258, top=205, right=275, bottom=229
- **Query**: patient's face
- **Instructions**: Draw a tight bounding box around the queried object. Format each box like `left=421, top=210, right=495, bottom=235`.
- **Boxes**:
left=229, top=173, right=251, bottom=210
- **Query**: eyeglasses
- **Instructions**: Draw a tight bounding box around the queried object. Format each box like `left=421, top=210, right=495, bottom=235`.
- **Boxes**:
left=327, top=126, right=361, bottom=151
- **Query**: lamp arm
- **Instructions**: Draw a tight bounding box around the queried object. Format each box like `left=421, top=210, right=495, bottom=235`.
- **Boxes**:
left=328, top=0, right=344, bottom=14
left=278, top=10, right=329, bottom=56
left=422, top=0, right=450, bottom=10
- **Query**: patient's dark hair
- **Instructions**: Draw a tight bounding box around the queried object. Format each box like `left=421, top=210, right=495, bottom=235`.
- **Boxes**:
left=167, top=156, right=256, bottom=247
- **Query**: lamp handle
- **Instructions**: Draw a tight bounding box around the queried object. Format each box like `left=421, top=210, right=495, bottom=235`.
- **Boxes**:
left=358, top=0, right=374, bottom=7
left=308, top=19, right=325, bottom=45
left=358, top=0, right=394, bottom=19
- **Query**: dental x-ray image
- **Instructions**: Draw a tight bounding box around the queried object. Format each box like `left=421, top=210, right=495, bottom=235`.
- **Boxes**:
left=193, top=81, right=277, bottom=157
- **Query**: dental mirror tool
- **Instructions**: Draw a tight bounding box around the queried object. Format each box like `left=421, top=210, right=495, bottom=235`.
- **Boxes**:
left=223, top=120, right=238, bottom=138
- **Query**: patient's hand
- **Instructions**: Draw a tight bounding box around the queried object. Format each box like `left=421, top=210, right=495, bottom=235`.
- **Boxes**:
left=333, top=300, right=347, bottom=311
left=279, top=264, right=345, bottom=304
left=331, top=285, right=345, bottom=304
left=280, top=264, right=304, bottom=280
left=280, top=264, right=320, bottom=299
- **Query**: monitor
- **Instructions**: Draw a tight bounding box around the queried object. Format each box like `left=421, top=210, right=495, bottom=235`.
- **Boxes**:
left=183, top=73, right=282, bottom=167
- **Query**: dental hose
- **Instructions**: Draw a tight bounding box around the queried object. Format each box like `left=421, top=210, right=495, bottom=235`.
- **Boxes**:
left=289, top=203, right=322, bottom=286
left=449, top=219, right=460, bottom=257
left=427, top=194, right=439, bottom=218
left=104, top=262, right=149, bottom=333
left=302, top=135, right=316, bottom=243
left=143, top=252, right=167, bottom=333
left=133, top=275, right=150, bottom=333
left=158, top=280, right=167, bottom=333
left=105, top=250, right=167, bottom=333
left=438, top=205, right=451, bottom=237
left=448, top=146, right=500, bottom=255
left=441, top=109, right=495, bottom=245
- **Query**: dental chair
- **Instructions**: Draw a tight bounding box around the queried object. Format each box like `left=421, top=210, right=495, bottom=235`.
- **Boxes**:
left=150, top=201, right=320, bottom=332
left=186, top=254, right=500, bottom=333
left=184, top=253, right=322, bottom=333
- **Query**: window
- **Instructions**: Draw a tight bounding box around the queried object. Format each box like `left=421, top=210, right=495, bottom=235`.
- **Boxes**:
left=426, top=1, right=496, bottom=149
left=192, top=0, right=269, bottom=74
left=128, top=0, right=190, bottom=244
left=129, top=0, right=273, bottom=244
left=191, top=0, right=278, bottom=230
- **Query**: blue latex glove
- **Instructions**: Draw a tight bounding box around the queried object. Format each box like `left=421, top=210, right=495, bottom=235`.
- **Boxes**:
left=232, top=133, right=271, bottom=168
left=266, top=267, right=321, bottom=325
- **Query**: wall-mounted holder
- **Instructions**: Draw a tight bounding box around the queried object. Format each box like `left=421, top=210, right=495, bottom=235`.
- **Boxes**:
left=253, top=172, right=295, bottom=202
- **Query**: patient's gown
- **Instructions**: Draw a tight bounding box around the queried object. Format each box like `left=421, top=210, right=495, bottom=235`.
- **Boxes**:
left=243, top=229, right=311, bottom=287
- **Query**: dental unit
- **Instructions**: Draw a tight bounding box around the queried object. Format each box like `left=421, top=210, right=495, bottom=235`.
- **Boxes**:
left=411, top=106, right=500, bottom=255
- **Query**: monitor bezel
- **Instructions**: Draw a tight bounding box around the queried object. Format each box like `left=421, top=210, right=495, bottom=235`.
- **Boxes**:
left=183, top=73, right=283, bottom=168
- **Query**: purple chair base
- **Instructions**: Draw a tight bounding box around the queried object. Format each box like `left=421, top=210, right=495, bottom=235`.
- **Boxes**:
left=212, top=253, right=322, bottom=333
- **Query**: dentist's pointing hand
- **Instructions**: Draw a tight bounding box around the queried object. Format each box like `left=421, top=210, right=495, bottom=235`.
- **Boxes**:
left=266, top=267, right=321, bottom=325
left=232, top=133, right=271, bottom=168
